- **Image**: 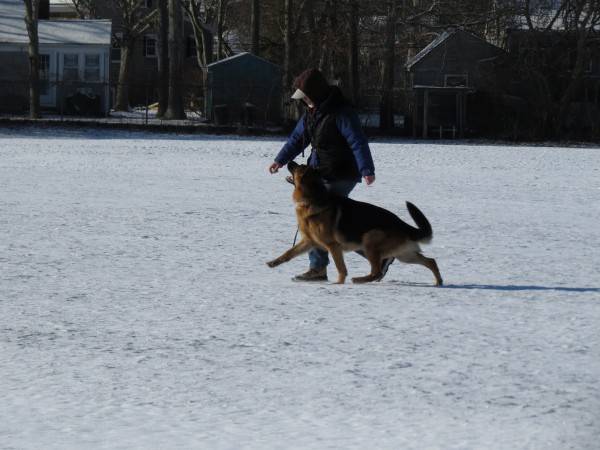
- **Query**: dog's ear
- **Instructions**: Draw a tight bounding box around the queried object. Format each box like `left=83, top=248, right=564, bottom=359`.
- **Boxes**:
left=301, top=167, right=327, bottom=195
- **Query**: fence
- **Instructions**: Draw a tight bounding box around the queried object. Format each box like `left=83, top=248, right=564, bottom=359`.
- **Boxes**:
left=0, top=78, right=277, bottom=127
left=0, top=77, right=412, bottom=134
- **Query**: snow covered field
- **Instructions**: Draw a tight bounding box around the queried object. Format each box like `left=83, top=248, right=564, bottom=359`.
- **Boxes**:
left=1, top=126, right=599, bottom=449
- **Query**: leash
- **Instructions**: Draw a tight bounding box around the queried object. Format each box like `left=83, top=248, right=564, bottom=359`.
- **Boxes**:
left=292, top=227, right=299, bottom=246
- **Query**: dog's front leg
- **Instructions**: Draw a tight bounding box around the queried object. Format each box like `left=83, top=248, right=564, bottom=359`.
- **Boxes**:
left=327, top=243, right=348, bottom=284
left=266, top=239, right=312, bottom=268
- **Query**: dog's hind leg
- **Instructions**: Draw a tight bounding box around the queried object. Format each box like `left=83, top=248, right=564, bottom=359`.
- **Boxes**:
left=400, top=252, right=443, bottom=286
left=267, top=239, right=313, bottom=268
left=351, top=245, right=383, bottom=284
left=326, top=243, right=348, bottom=284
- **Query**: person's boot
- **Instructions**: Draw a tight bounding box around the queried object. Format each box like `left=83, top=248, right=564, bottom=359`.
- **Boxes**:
left=292, top=267, right=327, bottom=282
left=375, top=258, right=395, bottom=282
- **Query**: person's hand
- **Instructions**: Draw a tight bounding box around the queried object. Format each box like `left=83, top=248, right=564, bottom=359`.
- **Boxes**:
left=364, top=175, right=376, bottom=185
left=268, top=162, right=283, bottom=174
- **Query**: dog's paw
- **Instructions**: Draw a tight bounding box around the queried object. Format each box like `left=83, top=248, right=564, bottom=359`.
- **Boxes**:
left=351, top=276, right=369, bottom=284
left=266, top=260, right=279, bottom=268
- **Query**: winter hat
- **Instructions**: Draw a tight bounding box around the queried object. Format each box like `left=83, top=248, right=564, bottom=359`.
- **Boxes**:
left=291, top=68, right=331, bottom=105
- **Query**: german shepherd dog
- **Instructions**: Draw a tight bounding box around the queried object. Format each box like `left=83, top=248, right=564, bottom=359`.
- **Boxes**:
left=267, top=162, right=443, bottom=285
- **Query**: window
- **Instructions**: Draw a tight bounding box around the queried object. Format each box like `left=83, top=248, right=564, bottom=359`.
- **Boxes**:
left=144, top=35, right=157, bottom=58
left=63, top=54, right=79, bottom=81
left=444, top=74, right=468, bottom=87
left=84, top=54, right=101, bottom=81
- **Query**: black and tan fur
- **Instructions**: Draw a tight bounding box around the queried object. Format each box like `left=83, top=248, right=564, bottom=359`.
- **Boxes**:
left=267, top=162, right=443, bottom=285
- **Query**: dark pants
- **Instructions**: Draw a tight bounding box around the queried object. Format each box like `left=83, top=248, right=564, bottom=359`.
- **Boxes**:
left=308, top=180, right=357, bottom=270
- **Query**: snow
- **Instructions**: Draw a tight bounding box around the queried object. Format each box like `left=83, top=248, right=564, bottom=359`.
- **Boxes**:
left=1, top=126, right=599, bottom=449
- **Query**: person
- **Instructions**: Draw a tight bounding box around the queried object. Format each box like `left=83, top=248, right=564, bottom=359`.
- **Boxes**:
left=268, top=68, right=394, bottom=282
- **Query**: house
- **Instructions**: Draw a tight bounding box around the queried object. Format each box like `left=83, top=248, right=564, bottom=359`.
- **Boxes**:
left=205, top=52, right=282, bottom=125
left=0, top=0, right=112, bottom=115
left=61, top=0, right=216, bottom=109
left=405, top=29, right=505, bottom=138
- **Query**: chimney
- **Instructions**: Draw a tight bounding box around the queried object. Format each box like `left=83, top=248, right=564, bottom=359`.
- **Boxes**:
left=39, top=0, right=50, bottom=20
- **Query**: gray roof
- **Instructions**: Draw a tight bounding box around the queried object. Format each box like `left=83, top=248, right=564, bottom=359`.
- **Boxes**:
left=0, top=0, right=111, bottom=46
left=405, top=30, right=453, bottom=70
left=405, top=29, right=502, bottom=70
left=207, top=52, right=281, bottom=70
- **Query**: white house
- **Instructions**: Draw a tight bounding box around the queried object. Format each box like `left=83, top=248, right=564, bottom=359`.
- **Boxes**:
left=0, top=0, right=111, bottom=115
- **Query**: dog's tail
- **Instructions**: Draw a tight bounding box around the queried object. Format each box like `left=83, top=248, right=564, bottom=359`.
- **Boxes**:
left=406, top=201, right=433, bottom=243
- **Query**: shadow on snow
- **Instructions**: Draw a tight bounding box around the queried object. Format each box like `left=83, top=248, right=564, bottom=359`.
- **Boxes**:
left=389, top=281, right=600, bottom=293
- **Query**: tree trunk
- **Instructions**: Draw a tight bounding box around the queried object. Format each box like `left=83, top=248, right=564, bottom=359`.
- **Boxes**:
left=114, top=38, right=134, bottom=111
left=202, top=26, right=213, bottom=65
left=186, top=1, right=213, bottom=68
left=251, top=0, right=260, bottom=55
left=317, top=0, right=337, bottom=76
left=283, top=0, right=292, bottom=88
left=556, top=22, right=593, bottom=137
left=216, top=0, right=226, bottom=60
left=191, top=26, right=206, bottom=68
left=23, top=0, right=41, bottom=119
left=196, top=21, right=213, bottom=66
left=304, top=0, right=318, bottom=64
left=164, top=0, right=185, bottom=120
left=283, top=0, right=294, bottom=122
left=157, top=0, right=169, bottom=117
left=379, top=3, right=397, bottom=130
left=348, top=0, right=359, bottom=105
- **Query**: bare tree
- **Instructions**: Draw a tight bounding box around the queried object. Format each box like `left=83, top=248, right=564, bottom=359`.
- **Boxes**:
left=164, top=0, right=185, bottom=119
left=185, top=0, right=214, bottom=69
left=304, top=0, right=319, bottom=64
left=70, top=0, right=97, bottom=18
left=157, top=0, right=169, bottom=117
left=23, top=0, right=41, bottom=119
left=251, top=0, right=260, bottom=55
left=317, top=0, right=337, bottom=75
left=379, top=1, right=398, bottom=130
left=283, top=0, right=293, bottom=89
left=216, top=0, right=228, bottom=60
left=515, top=0, right=600, bottom=137
left=348, top=0, right=359, bottom=104
left=554, top=0, right=600, bottom=133
left=112, top=0, right=157, bottom=111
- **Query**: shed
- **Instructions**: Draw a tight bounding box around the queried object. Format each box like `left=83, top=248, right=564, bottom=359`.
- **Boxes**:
left=0, top=0, right=111, bottom=115
left=205, top=52, right=282, bottom=126
left=406, top=29, right=504, bottom=138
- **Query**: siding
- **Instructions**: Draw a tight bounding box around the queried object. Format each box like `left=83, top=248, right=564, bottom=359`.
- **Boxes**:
left=206, top=53, right=282, bottom=124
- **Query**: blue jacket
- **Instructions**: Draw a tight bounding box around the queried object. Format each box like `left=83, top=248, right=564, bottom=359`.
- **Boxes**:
left=275, top=103, right=375, bottom=181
